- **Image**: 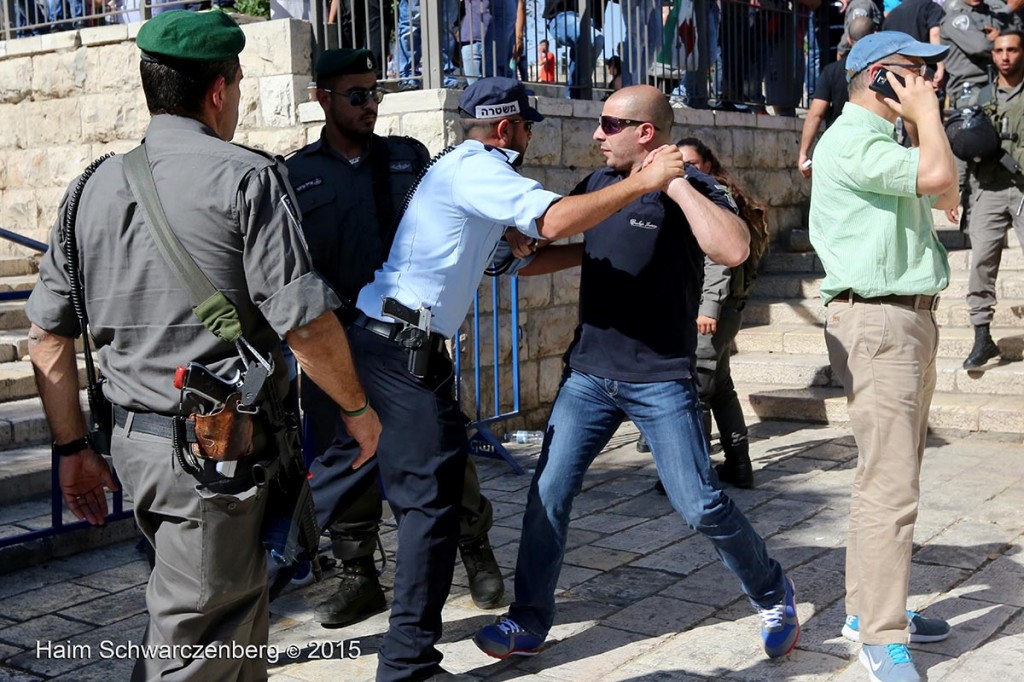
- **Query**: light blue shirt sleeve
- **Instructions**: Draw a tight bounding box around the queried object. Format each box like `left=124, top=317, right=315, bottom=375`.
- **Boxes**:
left=451, top=150, right=561, bottom=239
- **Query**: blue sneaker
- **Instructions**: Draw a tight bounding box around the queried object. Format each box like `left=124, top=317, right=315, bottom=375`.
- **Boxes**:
left=473, top=616, right=544, bottom=659
left=860, top=643, right=920, bottom=682
left=758, top=576, right=800, bottom=658
left=842, top=610, right=950, bottom=643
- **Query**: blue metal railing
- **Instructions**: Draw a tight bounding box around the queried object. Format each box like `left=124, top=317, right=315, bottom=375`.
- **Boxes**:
left=456, top=275, right=526, bottom=475
left=0, top=226, right=133, bottom=552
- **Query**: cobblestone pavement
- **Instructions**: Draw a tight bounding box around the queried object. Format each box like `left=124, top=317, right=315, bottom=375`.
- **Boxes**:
left=1, top=421, right=1022, bottom=681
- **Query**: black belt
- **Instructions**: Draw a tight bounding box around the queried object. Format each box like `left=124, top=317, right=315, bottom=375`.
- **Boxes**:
left=113, top=405, right=195, bottom=441
left=833, top=290, right=940, bottom=311
left=352, top=312, right=447, bottom=354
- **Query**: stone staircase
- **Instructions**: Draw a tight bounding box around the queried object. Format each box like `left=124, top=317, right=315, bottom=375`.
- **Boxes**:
left=733, top=222, right=1024, bottom=440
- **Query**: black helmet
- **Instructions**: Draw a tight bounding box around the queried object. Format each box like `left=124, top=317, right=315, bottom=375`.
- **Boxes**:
left=945, top=107, right=1002, bottom=162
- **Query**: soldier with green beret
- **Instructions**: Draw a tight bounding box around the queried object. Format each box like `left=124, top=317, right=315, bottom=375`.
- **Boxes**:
left=26, top=10, right=381, bottom=680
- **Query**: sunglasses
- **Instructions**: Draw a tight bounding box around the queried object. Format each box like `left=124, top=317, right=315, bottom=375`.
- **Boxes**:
left=508, top=119, right=535, bottom=132
left=321, top=87, right=385, bottom=107
left=879, top=62, right=929, bottom=77
left=599, top=115, right=656, bottom=135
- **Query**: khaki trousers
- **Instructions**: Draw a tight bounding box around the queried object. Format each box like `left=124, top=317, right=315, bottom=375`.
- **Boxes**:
left=824, top=299, right=938, bottom=644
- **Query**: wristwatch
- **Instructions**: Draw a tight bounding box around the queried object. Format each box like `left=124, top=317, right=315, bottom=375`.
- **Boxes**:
left=52, top=436, right=90, bottom=458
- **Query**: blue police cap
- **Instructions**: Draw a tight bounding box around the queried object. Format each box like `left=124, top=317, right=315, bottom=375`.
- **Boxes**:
left=458, top=77, right=543, bottom=122
left=846, top=31, right=948, bottom=82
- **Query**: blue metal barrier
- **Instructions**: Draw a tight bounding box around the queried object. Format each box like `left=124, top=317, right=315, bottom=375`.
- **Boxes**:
left=456, top=275, right=526, bottom=475
left=0, top=226, right=133, bottom=551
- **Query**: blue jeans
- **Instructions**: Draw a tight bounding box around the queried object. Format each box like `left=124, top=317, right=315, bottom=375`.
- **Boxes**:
left=678, top=0, right=722, bottom=106
left=397, top=0, right=458, bottom=86
left=509, top=368, right=786, bottom=636
left=620, top=0, right=662, bottom=87
left=547, top=11, right=604, bottom=99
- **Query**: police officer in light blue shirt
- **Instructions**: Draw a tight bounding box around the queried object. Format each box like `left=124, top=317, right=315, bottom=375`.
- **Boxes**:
left=347, top=77, right=688, bottom=681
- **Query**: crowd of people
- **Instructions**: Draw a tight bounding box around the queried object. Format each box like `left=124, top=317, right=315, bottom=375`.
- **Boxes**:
left=16, top=0, right=996, bottom=678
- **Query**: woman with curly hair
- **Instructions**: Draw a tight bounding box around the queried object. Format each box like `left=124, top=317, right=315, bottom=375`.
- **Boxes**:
left=676, top=136, right=770, bottom=489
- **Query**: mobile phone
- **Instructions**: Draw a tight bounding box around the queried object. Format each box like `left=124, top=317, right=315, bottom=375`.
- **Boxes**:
left=800, top=159, right=813, bottom=170
left=869, top=68, right=905, bottom=102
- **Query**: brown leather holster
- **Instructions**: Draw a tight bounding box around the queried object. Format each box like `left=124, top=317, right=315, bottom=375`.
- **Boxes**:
left=190, top=393, right=261, bottom=461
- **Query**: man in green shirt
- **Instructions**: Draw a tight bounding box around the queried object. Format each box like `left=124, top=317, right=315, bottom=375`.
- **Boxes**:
left=809, top=31, right=959, bottom=682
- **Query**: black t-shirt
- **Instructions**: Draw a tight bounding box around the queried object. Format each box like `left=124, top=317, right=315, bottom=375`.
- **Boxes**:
left=814, top=56, right=849, bottom=129
left=566, top=165, right=736, bottom=382
left=883, top=0, right=945, bottom=43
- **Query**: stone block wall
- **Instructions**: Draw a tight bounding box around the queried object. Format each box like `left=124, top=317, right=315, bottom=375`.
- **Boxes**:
left=0, top=18, right=313, bottom=249
left=1, top=17, right=810, bottom=430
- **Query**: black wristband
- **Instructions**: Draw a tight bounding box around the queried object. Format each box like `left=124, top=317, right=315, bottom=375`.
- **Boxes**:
left=52, top=436, right=90, bottom=458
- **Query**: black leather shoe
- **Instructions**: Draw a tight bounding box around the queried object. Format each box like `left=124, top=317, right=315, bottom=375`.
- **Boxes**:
left=460, top=537, right=504, bottom=609
left=963, top=331, right=1000, bottom=369
left=314, top=559, right=387, bottom=627
left=715, top=459, right=754, bottom=489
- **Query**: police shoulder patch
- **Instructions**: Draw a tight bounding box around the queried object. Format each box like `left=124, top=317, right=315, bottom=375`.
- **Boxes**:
left=952, top=14, right=971, bottom=31
left=294, top=177, right=323, bottom=193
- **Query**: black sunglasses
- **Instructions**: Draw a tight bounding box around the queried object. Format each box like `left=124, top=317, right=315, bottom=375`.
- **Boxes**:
left=599, top=115, right=656, bottom=135
left=508, top=119, right=535, bottom=132
left=321, top=87, right=385, bottom=107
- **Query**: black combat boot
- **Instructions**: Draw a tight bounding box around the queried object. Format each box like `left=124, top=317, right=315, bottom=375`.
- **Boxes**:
left=715, top=441, right=754, bottom=489
left=314, top=555, right=386, bottom=627
left=963, top=323, right=1000, bottom=369
left=459, top=536, right=504, bottom=609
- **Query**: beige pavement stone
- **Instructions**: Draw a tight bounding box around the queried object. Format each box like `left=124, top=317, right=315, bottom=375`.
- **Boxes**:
left=0, top=614, right=93, bottom=649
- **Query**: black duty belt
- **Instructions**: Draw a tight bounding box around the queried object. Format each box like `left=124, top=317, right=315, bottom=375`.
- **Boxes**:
left=351, top=311, right=447, bottom=354
left=113, top=405, right=195, bottom=441
left=833, top=290, right=940, bottom=311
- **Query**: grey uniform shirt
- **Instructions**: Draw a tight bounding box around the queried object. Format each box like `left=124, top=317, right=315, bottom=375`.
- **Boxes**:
left=27, top=115, right=340, bottom=414
left=941, top=0, right=1020, bottom=99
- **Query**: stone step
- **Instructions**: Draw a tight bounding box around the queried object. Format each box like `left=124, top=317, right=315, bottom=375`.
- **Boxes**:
left=0, top=444, right=51, bottom=506
left=754, top=271, right=1024, bottom=301
left=742, top=297, right=1024, bottom=329
left=729, top=351, right=1024, bottom=397
left=0, top=257, right=39, bottom=278
left=0, top=394, right=96, bottom=450
left=0, top=302, right=29, bottom=334
left=736, top=323, right=1024, bottom=361
left=736, top=383, right=1024, bottom=439
left=760, top=242, right=1024, bottom=274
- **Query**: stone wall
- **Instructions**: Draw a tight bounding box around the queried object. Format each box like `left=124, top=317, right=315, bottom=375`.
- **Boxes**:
left=0, top=18, right=314, bottom=248
left=1, top=18, right=810, bottom=430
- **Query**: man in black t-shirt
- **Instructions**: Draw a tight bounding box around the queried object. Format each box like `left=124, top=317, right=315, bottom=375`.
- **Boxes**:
left=884, top=0, right=947, bottom=87
left=472, top=85, right=801, bottom=664
left=799, top=16, right=877, bottom=176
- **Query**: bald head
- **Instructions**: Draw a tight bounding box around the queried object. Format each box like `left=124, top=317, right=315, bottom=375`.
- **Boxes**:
left=605, top=85, right=673, bottom=144
left=849, top=16, right=876, bottom=45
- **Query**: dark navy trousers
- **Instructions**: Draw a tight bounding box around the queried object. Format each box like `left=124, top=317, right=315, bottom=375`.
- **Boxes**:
left=346, top=325, right=468, bottom=682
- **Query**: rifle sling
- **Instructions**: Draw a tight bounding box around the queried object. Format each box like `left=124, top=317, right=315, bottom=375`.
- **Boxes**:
left=123, top=145, right=242, bottom=344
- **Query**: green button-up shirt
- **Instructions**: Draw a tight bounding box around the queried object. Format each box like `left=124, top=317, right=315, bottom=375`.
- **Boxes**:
left=809, top=102, right=950, bottom=304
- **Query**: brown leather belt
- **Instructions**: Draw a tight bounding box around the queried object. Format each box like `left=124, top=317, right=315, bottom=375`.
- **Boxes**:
left=833, top=289, right=940, bottom=311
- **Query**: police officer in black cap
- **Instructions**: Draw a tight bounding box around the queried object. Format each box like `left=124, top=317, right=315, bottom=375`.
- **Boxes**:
left=26, top=11, right=380, bottom=680
left=286, top=48, right=505, bottom=627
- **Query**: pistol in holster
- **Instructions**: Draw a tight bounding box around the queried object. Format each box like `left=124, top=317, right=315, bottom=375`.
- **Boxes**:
left=382, top=297, right=435, bottom=378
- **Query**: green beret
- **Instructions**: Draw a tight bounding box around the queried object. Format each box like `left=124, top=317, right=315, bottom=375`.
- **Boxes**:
left=316, top=49, right=376, bottom=84
left=137, top=10, right=245, bottom=63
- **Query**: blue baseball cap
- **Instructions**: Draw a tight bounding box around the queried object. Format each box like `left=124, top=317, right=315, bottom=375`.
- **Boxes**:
left=846, top=31, right=949, bottom=82
left=458, top=77, right=543, bottom=122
